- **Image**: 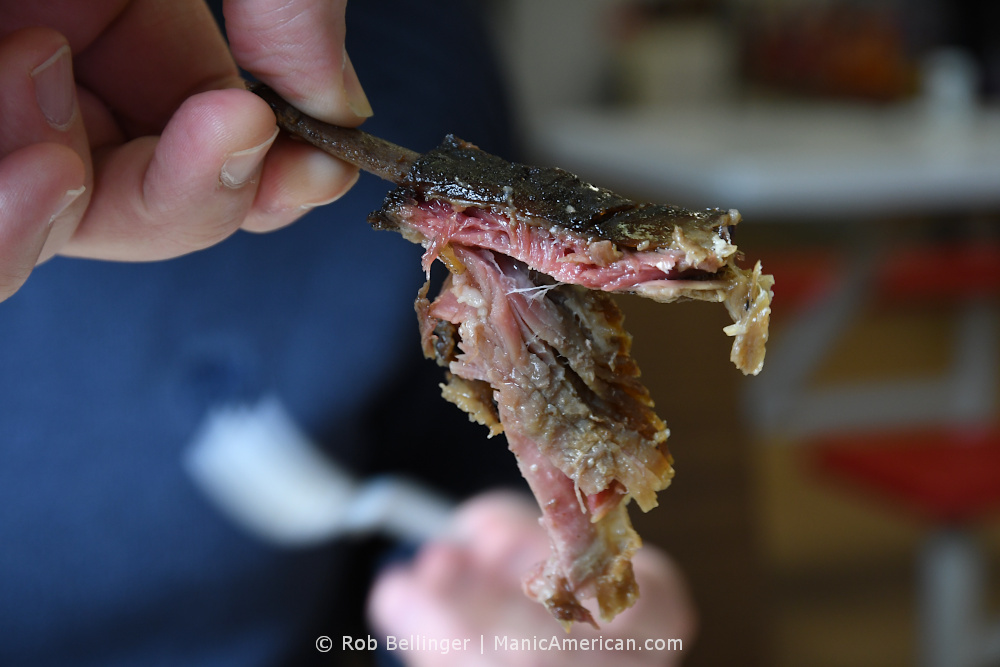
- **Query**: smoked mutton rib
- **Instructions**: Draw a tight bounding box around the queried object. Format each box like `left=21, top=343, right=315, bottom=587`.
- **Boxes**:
left=250, top=82, right=773, bottom=627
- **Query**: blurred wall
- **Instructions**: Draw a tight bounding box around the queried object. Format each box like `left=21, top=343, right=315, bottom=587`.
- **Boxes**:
left=489, top=0, right=623, bottom=117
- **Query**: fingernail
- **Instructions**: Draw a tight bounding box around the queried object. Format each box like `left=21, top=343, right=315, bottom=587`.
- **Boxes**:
left=220, top=126, right=279, bottom=189
left=299, top=193, right=343, bottom=211
left=31, top=45, right=76, bottom=131
left=49, top=186, right=86, bottom=226
left=300, top=170, right=360, bottom=210
left=342, top=49, right=373, bottom=119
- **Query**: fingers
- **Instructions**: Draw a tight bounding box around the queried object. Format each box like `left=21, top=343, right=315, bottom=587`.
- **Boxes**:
left=449, top=491, right=548, bottom=575
left=368, top=493, right=546, bottom=649
left=0, top=143, right=86, bottom=301
left=63, top=87, right=355, bottom=260
left=72, top=0, right=243, bottom=137
left=65, top=88, right=275, bottom=259
left=241, top=136, right=359, bottom=233
left=65, top=89, right=267, bottom=259
left=0, top=27, right=93, bottom=262
left=367, top=543, right=485, bottom=667
left=79, top=0, right=367, bottom=247
left=0, top=11, right=363, bottom=267
left=225, top=0, right=369, bottom=226
left=224, top=0, right=372, bottom=126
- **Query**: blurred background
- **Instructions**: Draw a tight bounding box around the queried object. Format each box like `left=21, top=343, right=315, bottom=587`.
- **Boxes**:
left=478, top=0, right=1000, bottom=665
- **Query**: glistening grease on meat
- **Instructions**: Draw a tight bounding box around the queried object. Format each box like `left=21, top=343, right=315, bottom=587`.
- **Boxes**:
left=250, top=83, right=774, bottom=627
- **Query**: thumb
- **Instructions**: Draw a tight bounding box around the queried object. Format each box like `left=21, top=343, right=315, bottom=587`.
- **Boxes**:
left=224, top=0, right=372, bottom=126
left=0, top=143, right=86, bottom=302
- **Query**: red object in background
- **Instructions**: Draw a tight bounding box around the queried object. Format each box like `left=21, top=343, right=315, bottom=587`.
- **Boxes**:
left=814, top=427, right=1000, bottom=524
left=759, top=240, right=1000, bottom=315
left=754, top=251, right=839, bottom=312
left=770, top=238, right=1000, bottom=523
left=765, top=236, right=1000, bottom=522
left=876, top=243, right=1000, bottom=304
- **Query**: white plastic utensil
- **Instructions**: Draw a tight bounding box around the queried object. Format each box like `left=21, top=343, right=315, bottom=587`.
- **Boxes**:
left=184, top=397, right=453, bottom=547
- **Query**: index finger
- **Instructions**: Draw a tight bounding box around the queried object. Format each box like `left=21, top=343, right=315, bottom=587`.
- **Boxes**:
left=224, top=0, right=372, bottom=126
left=71, top=0, right=243, bottom=137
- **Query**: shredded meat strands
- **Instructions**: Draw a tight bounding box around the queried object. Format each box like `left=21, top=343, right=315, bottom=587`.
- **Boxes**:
left=250, top=83, right=773, bottom=628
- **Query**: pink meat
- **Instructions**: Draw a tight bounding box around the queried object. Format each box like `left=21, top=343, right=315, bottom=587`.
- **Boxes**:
left=418, top=245, right=668, bottom=625
left=402, top=200, right=730, bottom=291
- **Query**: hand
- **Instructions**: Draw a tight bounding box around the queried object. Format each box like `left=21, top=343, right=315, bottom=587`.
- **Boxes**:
left=0, top=0, right=371, bottom=301
left=368, top=492, right=697, bottom=667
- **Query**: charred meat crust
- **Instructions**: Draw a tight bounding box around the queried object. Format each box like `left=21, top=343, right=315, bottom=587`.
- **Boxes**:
left=250, top=82, right=736, bottom=255
left=370, top=135, right=735, bottom=250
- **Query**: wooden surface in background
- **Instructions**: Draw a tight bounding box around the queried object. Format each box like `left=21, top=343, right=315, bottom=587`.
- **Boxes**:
left=740, top=220, right=1000, bottom=667
left=617, top=234, right=1000, bottom=667
left=617, top=294, right=767, bottom=667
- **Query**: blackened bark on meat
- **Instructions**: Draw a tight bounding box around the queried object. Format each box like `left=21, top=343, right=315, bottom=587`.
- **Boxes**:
left=249, top=82, right=735, bottom=252
left=377, top=134, right=734, bottom=250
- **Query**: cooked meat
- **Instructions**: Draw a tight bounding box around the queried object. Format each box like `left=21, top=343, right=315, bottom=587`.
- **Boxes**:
left=251, top=83, right=773, bottom=627
left=371, top=138, right=772, bottom=376
left=417, top=248, right=664, bottom=626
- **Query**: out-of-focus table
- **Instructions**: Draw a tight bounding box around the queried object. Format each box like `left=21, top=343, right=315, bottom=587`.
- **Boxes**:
left=527, top=102, right=1000, bottom=220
